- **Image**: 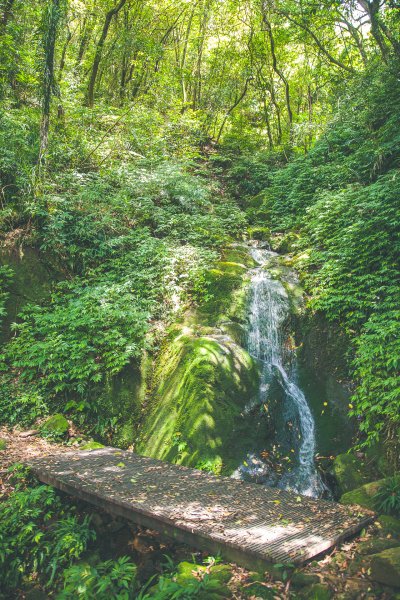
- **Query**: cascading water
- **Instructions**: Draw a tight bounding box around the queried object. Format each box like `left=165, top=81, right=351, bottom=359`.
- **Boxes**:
left=233, top=247, right=327, bottom=498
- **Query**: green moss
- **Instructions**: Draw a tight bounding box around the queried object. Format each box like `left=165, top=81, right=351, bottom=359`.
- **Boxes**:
left=333, top=453, right=369, bottom=495
left=196, top=259, right=249, bottom=326
left=137, top=327, right=260, bottom=474
left=370, top=547, right=400, bottom=588
left=340, top=478, right=385, bottom=509
left=0, top=438, right=7, bottom=450
left=80, top=441, right=105, bottom=451
left=39, top=414, right=69, bottom=438
left=222, top=245, right=257, bottom=268
left=247, top=226, right=271, bottom=242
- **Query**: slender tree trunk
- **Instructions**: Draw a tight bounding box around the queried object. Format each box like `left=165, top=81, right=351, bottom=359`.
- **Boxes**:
left=86, top=0, right=126, bottom=108
left=76, top=16, right=89, bottom=67
left=261, top=7, right=293, bottom=128
left=216, top=78, right=251, bottom=143
left=38, top=0, right=63, bottom=169
left=263, top=97, right=273, bottom=149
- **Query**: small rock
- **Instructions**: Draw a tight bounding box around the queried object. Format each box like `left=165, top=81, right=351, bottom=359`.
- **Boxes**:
left=19, top=429, right=39, bottom=438
left=370, top=546, right=400, bottom=588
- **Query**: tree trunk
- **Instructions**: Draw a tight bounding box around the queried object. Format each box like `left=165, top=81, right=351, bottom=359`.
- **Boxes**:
left=38, top=0, right=63, bottom=169
left=261, top=7, right=293, bottom=128
left=216, top=78, right=251, bottom=143
left=86, top=0, right=127, bottom=108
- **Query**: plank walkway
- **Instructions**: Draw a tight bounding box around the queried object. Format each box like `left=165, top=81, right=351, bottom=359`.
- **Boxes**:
left=29, top=447, right=374, bottom=569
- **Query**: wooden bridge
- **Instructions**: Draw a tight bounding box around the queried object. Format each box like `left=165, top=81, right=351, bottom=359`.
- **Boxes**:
left=29, top=447, right=373, bottom=569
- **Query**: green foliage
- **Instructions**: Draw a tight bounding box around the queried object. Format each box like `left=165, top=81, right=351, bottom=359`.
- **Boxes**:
left=238, top=63, right=400, bottom=449
left=0, top=377, right=48, bottom=426
left=59, top=556, right=137, bottom=599
left=0, top=264, right=13, bottom=322
left=373, top=477, right=400, bottom=517
left=138, top=573, right=214, bottom=599
left=0, top=469, right=96, bottom=592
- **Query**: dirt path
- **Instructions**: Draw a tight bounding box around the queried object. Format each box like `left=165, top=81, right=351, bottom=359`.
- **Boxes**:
left=0, top=426, right=69, bottom=496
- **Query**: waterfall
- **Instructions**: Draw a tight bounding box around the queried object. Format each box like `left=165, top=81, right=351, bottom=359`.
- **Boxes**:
left=233, top=247, right=326, bottom=498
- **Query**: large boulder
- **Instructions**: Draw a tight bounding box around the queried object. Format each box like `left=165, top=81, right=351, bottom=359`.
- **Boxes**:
left=370, top=547, right=400, bottom=588
left=137, top=326, right=261, bottom=474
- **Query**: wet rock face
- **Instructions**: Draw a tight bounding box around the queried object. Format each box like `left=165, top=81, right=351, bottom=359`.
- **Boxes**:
left=0, top=247, right=59, bottom=344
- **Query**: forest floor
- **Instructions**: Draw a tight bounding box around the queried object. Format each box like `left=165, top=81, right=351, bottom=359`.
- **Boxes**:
left=0, top=428, right=396, bottom=599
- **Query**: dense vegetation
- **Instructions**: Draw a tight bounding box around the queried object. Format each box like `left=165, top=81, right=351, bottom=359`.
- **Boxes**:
left=0, top=0, right=399, bottom=596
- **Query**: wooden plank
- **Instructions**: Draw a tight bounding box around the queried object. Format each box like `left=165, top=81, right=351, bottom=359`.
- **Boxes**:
left=28, top=447, right=374, bottom=570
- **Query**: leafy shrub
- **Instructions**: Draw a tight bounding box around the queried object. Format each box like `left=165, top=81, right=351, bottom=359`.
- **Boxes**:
left=59, top=556, right=137, bottom=599
left=0, top=469, right=96, bottom=591
left=373, top=477, right=400, bottom=516
left=0, top=376, right=48, bottom=426
left=0, top=264, right=13, bottom=323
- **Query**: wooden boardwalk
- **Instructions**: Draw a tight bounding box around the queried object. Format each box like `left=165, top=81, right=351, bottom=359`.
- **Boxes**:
left=29, top=447, right=373, bottom=569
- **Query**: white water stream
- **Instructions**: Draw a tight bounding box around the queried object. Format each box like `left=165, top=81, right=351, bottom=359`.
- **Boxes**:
left=234, top=248, right=326, bottom=498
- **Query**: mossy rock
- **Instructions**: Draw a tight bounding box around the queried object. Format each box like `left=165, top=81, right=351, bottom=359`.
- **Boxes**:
left=333, top=453, right=369, bottom=495
left=340, top=478, right=385, bottom=510
left=378, top=515, right=400, bottom=537
left=80, top=441, right=105, bottom=451
left=39, top=414, right=69, bottom=438
left=299, top=583, right=333, bottom=599
left=196, top=259, right=250, bottom=326
left=222, top=245, right=257, bottom=268
left=356, top=537, right=400, bottom=555
left=370, top=547, right=400, bottom=588
left=247, top=226, right=271, bottom=242
left=0, top=438, right=7, bottom=450
left=137, top=327, right=261, bottom=474
left=291, top=572, right=320, bottom=588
